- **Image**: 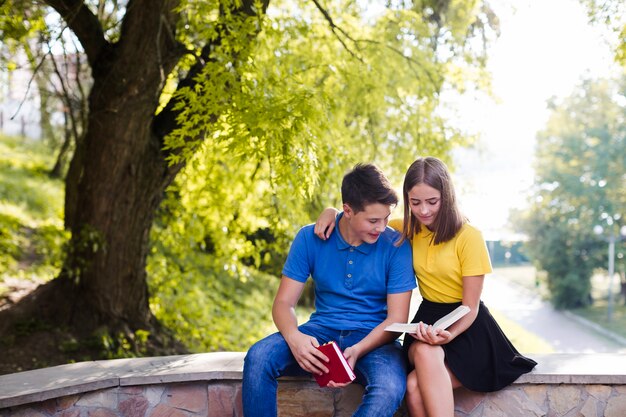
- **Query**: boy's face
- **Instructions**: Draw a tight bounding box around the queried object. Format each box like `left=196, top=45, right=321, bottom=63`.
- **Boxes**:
left=342, top=202, right=392, bottom=246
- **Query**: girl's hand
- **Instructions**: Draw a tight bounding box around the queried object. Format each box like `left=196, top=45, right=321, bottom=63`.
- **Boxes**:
left=314, top=207, right=340, bottom=240
left=410, top=322, right=452, bottom=345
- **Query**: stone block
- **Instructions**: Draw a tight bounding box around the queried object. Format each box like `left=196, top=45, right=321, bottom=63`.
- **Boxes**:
left=56, top=395, right=79, bottom=411
left=89, top=408, right=120, bottom=417
left=334, top=384, right=363, bottom=417
left=58, top=410, right=80, bottom=417
left=485, top=387, right=544, bottom=417
left=120, top=387, right=143, bottom=395
left=148, top=404, right=187, bottom=417
left=76, top=390, right=118, bottom=409
left=118, top=396, right=149, bottom=417
left=208, top=383, right=236, bottom=417
left=234, top=384, right=243, bottom=417
left=1, top=409, right=47, bottom=417
left=523, top=384, right=548, bottom=408
left=586, top=385, right=612, bottom=402
left=605, top=394, right=626, bottom=417
left=578, top=396, right=600, bottom=417
left=547, top=385, right=582, bottom=416
left=38, top=398, right=56, bottom=414
left=144, top=386, right=166, bottom=408
left=278, top=383, right=334, bottom=417
left=165, top=383, right=207, bottom=413
left=453, top=387, right=485, bottom=414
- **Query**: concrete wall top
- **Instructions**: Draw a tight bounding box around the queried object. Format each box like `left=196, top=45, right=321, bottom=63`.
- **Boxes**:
left=1, top=352, right=626, bottom=409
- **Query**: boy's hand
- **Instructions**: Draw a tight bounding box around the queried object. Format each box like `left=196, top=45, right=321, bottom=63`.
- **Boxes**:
left=286, top=332, right=329, bottom=375
left=326, top=345, right=358, bottom=388
left=342, top=345, right=359, bottom=370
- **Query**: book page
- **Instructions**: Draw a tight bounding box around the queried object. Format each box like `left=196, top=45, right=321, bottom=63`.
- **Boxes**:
left=432, top=305, right=470, bottom=329
left=330, top=342, right=356, bottom=379
left=384, top=305, right=470, bottom=333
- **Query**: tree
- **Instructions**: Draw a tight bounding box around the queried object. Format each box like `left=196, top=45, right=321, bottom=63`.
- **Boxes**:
left=515, top=77, right=626, bottom=309
left=580, top=0, right=626, bottom=66
left=0, top=0, right=497, bottom=362
left=0, top=2, right=89, bottom=178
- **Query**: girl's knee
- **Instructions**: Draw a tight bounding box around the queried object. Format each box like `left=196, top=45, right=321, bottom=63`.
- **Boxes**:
left=406, top=370, right=419, bottom=393
left=410, top=342, right=442, bottom=365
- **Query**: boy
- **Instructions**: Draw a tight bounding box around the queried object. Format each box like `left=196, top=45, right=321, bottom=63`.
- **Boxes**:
left=242, top=163, right=416, bottom=417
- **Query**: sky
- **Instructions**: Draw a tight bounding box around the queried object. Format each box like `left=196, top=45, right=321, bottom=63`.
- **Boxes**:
left=449, top=0, right=620, bottom=241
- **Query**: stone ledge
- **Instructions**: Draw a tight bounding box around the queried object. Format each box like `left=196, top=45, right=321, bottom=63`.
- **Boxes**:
left=1, top=352, right=625, bottom=409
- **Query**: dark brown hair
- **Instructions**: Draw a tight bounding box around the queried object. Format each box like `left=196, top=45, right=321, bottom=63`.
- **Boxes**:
left=342, top=163, right=398, bottom=213
left=400, top=157, right=464, bottom=245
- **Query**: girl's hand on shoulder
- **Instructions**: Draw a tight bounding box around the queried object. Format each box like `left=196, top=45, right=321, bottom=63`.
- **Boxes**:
left=314, top=207, right=340, bottom=240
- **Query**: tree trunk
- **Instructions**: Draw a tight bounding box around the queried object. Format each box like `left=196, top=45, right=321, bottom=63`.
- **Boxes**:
left=0, top=0, right=269, bottom=365
left=0, top=0, right=185, bottom=354
left=59, top=0, right=185, bottom=338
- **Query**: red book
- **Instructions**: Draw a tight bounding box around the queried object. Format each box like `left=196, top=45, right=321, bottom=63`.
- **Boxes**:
left=313, top=341, right=356, bottom=387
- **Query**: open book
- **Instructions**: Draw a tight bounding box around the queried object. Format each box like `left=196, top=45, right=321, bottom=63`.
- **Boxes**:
left=385, top=305, right=471, bottom=333
left=314, top=341, right=356, bottom=387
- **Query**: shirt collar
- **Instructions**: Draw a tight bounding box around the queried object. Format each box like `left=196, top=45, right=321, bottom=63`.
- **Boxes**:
left=334, top=212, right=374, bottom=254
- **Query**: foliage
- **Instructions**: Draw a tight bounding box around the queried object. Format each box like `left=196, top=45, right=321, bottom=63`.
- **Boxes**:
left=148, top=224, right=277, bottom=352
left=1, top=0, right=89, bottom=177
left=0, top=133, right=279, bottom=354
left=580, top=0, right=626, bottom=66
left=514, top=77, right=626, bottom=309
left=0, top=0, right=499, bottom=364
left=0, top=135, right=67, bottom=286
left=159, top=0, right=499, bottom=279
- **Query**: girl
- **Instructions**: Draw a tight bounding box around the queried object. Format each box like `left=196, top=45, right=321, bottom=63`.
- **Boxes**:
left=315, top=157, right=536, bottom=417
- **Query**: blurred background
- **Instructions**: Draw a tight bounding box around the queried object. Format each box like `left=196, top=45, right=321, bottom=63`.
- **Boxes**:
left=0, top=0, right=624, bottom=374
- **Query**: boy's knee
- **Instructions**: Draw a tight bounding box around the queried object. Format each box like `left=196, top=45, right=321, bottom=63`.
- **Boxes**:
left=244, top=339, right=269, bottom=373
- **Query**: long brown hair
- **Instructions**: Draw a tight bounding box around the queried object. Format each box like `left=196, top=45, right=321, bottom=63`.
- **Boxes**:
left=400, top=157, right=464, bottom=245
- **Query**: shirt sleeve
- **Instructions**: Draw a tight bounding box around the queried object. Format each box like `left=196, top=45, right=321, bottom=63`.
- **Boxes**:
left=388, top=218, right=403, bottom=233
left=281, top=226, right=313, bottom=283
left=386, top=239, right=417, bottom=294
left=457, top=225, right=493, bottom=277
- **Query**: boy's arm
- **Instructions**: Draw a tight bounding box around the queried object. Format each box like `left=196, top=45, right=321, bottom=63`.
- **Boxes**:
left=341, top=290, right=412, bottom=368
left=272, top=276, right=329, bottom=375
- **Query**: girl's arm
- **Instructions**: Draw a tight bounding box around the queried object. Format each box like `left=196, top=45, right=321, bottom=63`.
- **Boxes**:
left=314, top=207, right=340, bottom=240
left=414, top=275, right=484, bottom=345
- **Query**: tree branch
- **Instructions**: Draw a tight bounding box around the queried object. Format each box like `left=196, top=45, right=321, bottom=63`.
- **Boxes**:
left=311, top=0, right=363, bottom=63
left=45, top=0, right=109, bottom=67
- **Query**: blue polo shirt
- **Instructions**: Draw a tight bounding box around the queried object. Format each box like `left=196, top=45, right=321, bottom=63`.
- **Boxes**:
left=282, top=214, right=416, bottom=331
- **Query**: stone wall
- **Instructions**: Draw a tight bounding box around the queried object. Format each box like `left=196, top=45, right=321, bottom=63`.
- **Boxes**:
left=1, top=352, right=625, bottom=416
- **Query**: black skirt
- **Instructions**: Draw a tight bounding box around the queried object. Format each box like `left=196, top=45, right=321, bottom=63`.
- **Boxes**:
left=403, top=299, right=537, bottom=392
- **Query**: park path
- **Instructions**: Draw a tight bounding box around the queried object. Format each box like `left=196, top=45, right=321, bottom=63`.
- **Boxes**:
left=408, top=270, right=626, bottom=353
left=481, top=271, right=626, bottom=353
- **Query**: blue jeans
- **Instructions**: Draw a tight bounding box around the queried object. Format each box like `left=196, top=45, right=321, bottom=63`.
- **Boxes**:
left=242, top=322, right=407, bottom=417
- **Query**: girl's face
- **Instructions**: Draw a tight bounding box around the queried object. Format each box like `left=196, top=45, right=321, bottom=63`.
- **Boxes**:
left=407, top=183, right=441, bottom=228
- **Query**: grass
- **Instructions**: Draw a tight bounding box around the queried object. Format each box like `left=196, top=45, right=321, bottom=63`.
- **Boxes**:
left=0, top=135, right=67, bottom=290
left=571, top=302, right=626, bottom=340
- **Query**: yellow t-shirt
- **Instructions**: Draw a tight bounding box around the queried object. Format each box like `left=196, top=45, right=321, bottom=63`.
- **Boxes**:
left=389, top=219, right=492, bottom=303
